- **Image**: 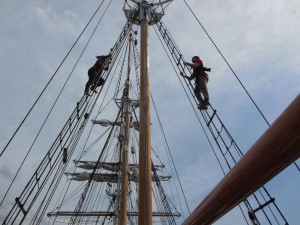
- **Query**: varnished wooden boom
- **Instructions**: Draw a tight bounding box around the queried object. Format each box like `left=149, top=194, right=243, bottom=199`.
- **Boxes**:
left=183, top=94, right=300, bottom=225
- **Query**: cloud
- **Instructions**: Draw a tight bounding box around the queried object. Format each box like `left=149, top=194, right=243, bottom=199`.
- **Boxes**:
left=0, top=165, right=14, bottom=181
left=0, top=0, right=299, bottom=224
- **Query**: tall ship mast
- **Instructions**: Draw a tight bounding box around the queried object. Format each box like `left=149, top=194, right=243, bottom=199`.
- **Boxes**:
left=0, top=1, right=299, bottom=225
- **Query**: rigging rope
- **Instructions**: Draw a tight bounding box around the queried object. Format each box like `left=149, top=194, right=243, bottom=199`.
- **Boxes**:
left=114, top=40, right=129, bottom=98
left=2, top=17, right=133, bottom=225
left=55, top=38, right=131, bottom=225
left=0, top=0, right=107, bottom=158
left=183, top=0, right=270, bottom=126
left=76, top=16, right=133, bottom=165
left=0, top=0, right=112, bottom=210
left=183, top=0, right=300, bottom=173
left=67, top=109, right=121, bottom=225
left=131, top=101, right=181, bottom=223
left=150, top=93, right=190, bottom=215
left=0, top=95, right=88, bottom=209
left=48, top=20, right=133, bottom=225
left=75, top=2, right=131, bottom=163
left=153, top=26, right=226, bottom=175
left=132, top=37, right=141, bottom=96
left=154, top=20, right=289, bottom=224
left=3, top=101, right=90, bottom=225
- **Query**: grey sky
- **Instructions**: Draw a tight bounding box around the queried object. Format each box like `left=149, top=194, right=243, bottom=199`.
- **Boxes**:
left=0, top=0, right=299, bottom=224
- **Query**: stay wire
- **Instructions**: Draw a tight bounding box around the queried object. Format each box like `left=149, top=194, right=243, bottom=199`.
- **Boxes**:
left=78, top=24, right=133, bottom=163
left=155, top=21, right=285, bottom=224
left=183, top=0, right=300, bottom=173
left=59, top=21, right=133, bottom=221
left=69, top=110, right=121, bottom=225
left=95, top=34, right=130, bottom=118
left=153, top=25, right=254, bottom=223
left=47, top=96, right=102, bottom=224
left=132, top=42, right=141, bottom=96
left=0, top=0, right=109, bottom=209
left=183, top=0, right=270, bottom=126
left=153, top=26, right=226, bottom=175
left=72, top=0, right=117, bottom=162
left=63, top=66, right=122, bottom=222
left=40, top=126, right=89, bottom=218
left=16, top=111, right=88, bottom=225
left=0, top=0, right=106, bottom=158
left=114, top=40, right=129, bottom=98
left=150, top=93, right=190, bottom=216
left=30, top=153, right=68, bottom=225
left=6, top=4, right=127, bottom=223
left=78, top=17, right=132, bottom=163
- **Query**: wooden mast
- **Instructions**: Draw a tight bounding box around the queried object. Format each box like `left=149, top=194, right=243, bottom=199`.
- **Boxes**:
left=119, top=33, right=133, bottom=225
left=124, top=1, right=172, bottom=224
left=138, top=10, right=152, bottom=225
left=182, top=94, right=300, bottom=225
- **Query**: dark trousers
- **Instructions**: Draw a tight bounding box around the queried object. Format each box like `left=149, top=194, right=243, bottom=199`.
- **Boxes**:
left=194, top=76, right=209, bottom=104
left=84, top=68, right=104, bottom=93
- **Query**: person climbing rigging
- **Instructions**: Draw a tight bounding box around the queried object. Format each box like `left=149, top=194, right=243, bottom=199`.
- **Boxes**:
left=180, top=56, right=211, bottom=110
left=84, top=53, right=111, bottom=96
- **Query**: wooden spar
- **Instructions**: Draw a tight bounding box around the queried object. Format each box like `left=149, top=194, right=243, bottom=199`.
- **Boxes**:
left=138, top=17, right=152, bottom=225
left=182, top=94, right=300, bottom=225
left=119, top=34, right=132, bottom=225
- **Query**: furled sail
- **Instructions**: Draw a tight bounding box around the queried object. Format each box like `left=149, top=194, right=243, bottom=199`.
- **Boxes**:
left=74, top=160, right=164, bottom=172
left=66, top=171, right=171, bottom=183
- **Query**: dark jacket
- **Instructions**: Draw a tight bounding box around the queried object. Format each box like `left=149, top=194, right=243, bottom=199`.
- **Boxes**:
left=89, top=55, right=110, bottom=75
left=193, top=60, right=208, bottom=82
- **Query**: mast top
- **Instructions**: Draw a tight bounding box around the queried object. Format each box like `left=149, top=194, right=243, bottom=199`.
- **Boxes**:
left=128, top=0, right=173, bottom=6
left=124, top=0, right=173, bottom=25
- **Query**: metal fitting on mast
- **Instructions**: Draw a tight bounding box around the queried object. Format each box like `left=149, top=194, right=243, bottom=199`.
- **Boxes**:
left=124, top=0, right=172, bottom=25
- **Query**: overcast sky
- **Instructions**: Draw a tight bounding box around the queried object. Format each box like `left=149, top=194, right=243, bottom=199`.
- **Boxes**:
left=0, top=0, right=299, bottom=224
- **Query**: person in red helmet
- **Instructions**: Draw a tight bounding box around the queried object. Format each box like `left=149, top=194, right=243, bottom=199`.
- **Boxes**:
left=180, top=56, right=210, bottom=110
